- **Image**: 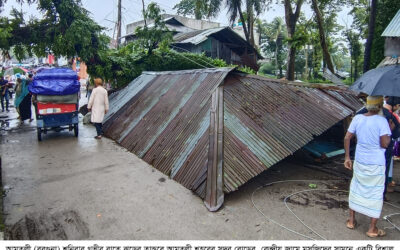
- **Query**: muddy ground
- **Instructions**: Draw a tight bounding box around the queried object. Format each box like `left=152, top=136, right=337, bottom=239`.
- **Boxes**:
left=1, top=94, right=399, bottom=240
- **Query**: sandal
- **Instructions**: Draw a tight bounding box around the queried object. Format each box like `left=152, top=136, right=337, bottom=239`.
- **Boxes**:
left=366, top=229, right=386, bottom=238
left=346, top=219, right=357, bottom=229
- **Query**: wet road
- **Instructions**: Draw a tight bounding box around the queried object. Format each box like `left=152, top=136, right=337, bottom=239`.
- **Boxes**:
left=1, top=93, right=399, bottom=240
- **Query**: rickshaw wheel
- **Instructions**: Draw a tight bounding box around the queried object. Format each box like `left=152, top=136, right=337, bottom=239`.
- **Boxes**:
left=74, top=124, right=79, bottom=137
left=37, top=128, right=42, bottom=141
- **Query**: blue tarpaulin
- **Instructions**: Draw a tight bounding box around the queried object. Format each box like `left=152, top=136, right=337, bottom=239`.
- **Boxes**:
left=29, top=68, right=80, bottom=95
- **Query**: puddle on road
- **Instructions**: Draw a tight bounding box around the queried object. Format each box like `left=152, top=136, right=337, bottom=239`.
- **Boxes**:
left=6, top=210, right=90, bottom=240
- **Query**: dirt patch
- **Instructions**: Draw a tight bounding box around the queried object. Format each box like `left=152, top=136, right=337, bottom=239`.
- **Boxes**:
left=284, top=191, right=348, bottom=210
left=284, top=193, right=310, bottom=206
left=313, top=192, right=348, bottom=209
left=6, top=210, right=89, bottom=240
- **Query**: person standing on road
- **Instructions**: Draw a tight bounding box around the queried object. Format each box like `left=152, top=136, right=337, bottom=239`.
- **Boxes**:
left=88, top=78, right=109, bottom=139
left=357, top=96, right=400, bottom=200
left=344, top=96, right=392, bottom=238
left=0, top=76, right=10, bottom=112
left=14, top=74, right=33, bottom=122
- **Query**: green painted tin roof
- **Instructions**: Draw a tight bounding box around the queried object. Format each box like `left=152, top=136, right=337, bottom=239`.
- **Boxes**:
left=382, top=9, right=400, bottom=37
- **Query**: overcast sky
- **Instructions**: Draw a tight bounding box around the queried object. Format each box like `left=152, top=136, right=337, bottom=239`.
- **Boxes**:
left=2, top=0, right=353, bottom=39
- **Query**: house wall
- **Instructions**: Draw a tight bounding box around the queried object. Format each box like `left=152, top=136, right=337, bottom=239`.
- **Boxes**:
left=173, top=16, right=220, bottom=30
left=126, top=14, right=220, bottom=36
left=232, top=26, right=260, bottom=48
left=173, top=38, right=260, bottom=70
left=385, top=37, right=400, bottom=57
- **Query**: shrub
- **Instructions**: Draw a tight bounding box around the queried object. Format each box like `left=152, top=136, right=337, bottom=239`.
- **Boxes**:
left=87, top=45, right=229, bottom=88
left=259, top=62, right=276, bottom=75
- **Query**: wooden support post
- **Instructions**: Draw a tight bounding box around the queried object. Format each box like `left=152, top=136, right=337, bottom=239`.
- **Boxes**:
left=204, top=86, right=224, bottom=212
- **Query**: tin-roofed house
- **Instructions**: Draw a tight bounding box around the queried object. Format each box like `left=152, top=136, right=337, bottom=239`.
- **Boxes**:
left=172, top=27, right=261, bottom=71
left=125, top=15, right=262, bottom=71
left=102, top=68, right=363, bottom=211
left=379, top=9, right=400, bottom=66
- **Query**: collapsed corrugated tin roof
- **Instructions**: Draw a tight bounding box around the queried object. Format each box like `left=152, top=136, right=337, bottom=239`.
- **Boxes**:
left=382, top=9, right=400, bottom=37
left=103, top=68, right=363, bottom=211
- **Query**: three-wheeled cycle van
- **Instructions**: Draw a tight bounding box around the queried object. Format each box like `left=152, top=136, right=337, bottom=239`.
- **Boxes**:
left=29, top=68, right=80, bottom=141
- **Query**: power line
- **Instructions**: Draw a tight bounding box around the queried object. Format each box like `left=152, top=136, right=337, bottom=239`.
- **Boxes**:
left=101, top=10, right=115, bottom=22
left=170, top=45, right=216, bottom=68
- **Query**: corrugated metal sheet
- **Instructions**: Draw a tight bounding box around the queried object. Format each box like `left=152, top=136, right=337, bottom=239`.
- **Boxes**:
left=103, top=68, right=233, bottom=210
left=382, top=10, right=400, bottom=37
left=173, top=27, right=226, bottom=44
left=104, top=68, right=363, bottom=211
left=222, top=74, right=362, bottom=192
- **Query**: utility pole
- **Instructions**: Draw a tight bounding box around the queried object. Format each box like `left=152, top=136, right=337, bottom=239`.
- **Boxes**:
left=117, top=0, right=122, bottom=48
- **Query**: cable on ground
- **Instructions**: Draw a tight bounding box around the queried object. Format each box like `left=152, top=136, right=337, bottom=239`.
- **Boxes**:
left=251, top=179, right=400, bottom=240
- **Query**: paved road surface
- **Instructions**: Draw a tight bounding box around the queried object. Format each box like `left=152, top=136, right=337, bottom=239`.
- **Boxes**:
left=1, top=94, right=399, bottom=240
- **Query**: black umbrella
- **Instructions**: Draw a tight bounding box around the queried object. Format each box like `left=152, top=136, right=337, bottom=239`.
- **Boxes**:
left=350, top=64, right=400, bottom=97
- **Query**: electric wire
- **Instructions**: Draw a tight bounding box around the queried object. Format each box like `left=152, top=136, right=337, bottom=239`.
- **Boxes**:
left=251, top=179, right=400, bottom=240
left=383, top=213, right=400, bottom=231
left=172, top=52, right=208, bottom=68
left=170, top=45, right=217, bottom=68
left=283, top=188, right=348, bottom=240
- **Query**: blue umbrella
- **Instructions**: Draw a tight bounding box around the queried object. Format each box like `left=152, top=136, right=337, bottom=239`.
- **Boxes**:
left=350, top=65, right=400, bottom=97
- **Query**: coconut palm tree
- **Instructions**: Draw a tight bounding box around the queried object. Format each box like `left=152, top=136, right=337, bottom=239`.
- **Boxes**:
left=206, top=0, right=267, bottom=47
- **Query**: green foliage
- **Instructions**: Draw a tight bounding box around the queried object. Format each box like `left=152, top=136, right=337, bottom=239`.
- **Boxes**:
left=259, top=17, right=287, bottom=77
left=0, top=0, right=108, bottom=62
left=349, top=0, right=400, bottom=69
left=135, top=2, right=172, bottom=55
left=173, top=0, right=224, bottom=19
left=87, top=1, right=229, bottom=88
left=87, top=44, right=229, bottom=88
left=344, top=29, right=363, bottom=82
left=237, top=66, right=256, bottom=74
left=349, top=0, right=369, bottom=37
left=305, top=77, right=332, bottom=84
left=343, top=77, right=354, bottom=85
left=370, top=0, right=400, bottom=68
left=258, top=72, right=277, bottom=79
left=259, top=62, right=275, bottom=75
left=289, top=23, right=309, bottom=49
left=173, top=0, right=211, bottom=20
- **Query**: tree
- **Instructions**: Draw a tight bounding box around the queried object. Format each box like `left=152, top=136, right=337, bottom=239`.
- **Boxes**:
left=350, top=0, right=400, bottom=69
left=363, top=0, right=377, bottom=72
left=174, top=0, right=269, bottom=46
left=260, top=17, right=287, bottom=77
left=135, top=2, right=172, bottom=55
left=173, top=0, right=209, bottom=20
left=0, top=0, right=108, bottom=62
left=283, top=0, right=304, bottom=80
left=310, top=0, right=335, bottom=74
left=370, top=0, right=400, bottom=68
left=345, top=29, right=363, bottom=82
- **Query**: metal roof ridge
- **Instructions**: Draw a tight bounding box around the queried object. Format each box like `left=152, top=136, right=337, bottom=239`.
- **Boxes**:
left=142, top=67, right=235, bottom=75
left=382, top=9, right=400, bottom=37
left=234, top=72, right=355, bottom=93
